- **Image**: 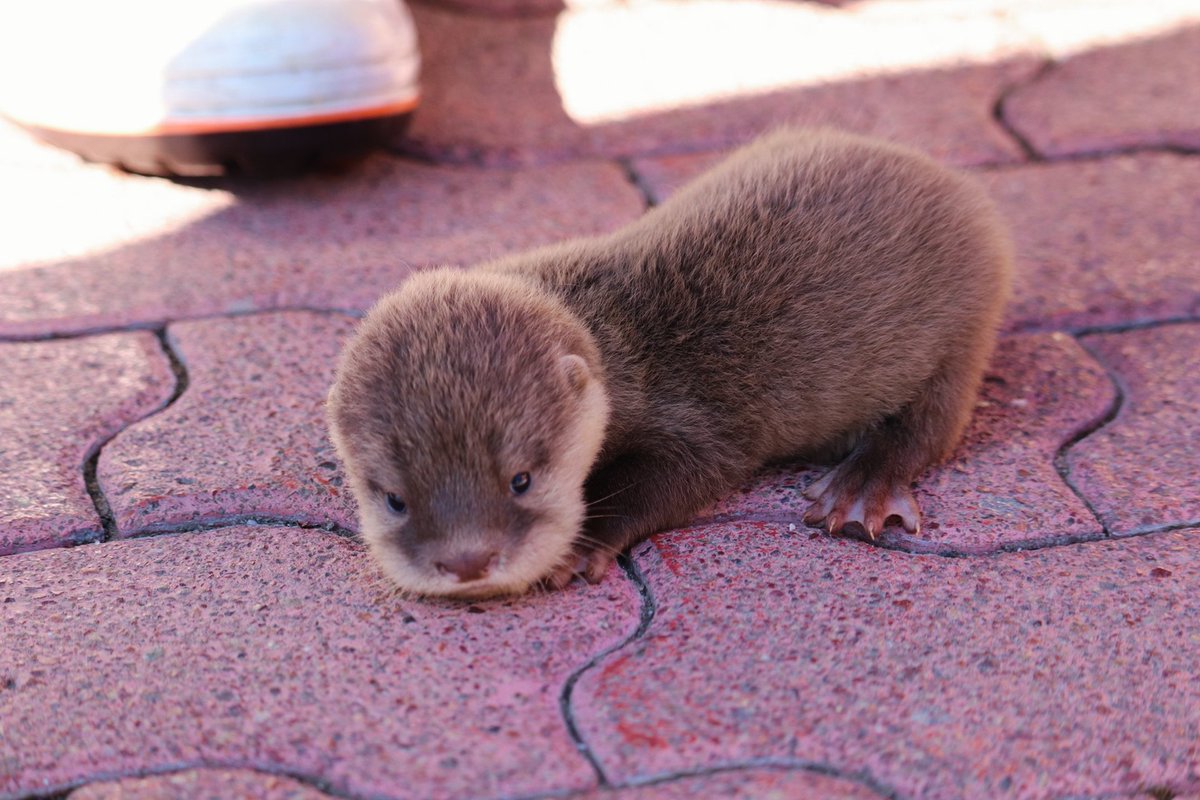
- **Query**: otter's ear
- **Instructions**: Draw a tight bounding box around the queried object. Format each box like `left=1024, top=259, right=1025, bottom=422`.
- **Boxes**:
left=560, top=354, right=591, bottom=392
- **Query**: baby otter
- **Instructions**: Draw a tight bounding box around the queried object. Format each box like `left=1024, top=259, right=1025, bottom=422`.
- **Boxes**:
left=327, top=128, right=1012, bottom=599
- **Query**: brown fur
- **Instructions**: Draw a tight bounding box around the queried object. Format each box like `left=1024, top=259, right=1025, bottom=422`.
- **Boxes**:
left=327, top=128, right=1012, bottom=598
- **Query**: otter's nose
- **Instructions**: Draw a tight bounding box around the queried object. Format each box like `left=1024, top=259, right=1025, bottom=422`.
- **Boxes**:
left=435, top=550, right=498, bottom=582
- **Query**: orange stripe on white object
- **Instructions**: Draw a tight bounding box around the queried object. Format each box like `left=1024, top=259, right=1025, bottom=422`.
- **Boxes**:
left=0, top=0, right=420, bottom=136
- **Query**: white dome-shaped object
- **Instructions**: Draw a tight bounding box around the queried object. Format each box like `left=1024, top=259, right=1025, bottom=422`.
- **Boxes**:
left=0, top=0, right=420, bottom=174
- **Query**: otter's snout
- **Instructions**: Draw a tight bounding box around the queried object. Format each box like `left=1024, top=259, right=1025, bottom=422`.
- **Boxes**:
left=434, top=549, right=499, bottom=583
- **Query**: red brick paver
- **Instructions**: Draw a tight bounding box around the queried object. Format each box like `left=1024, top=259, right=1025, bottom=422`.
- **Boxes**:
left=575, top=526, right=1200, bottom=800
left=1005, top=24, right=1200, bottom=158
left=982, top=155, right=1200, bottom=332
left=98, top=313, right=357, bottom=536
left=1068, top=324, right=1200, bottom=535
left=0, top=155, right=642, bottom=338
left=70, top=770, right=331, bottom=800
left=0, top=334, right=174, bottom=555
left=0, top=527, right=641, bottom=799
left=4, top=4, right=1200, bottom=799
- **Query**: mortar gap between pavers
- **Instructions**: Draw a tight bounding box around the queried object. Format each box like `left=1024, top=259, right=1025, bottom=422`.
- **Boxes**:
left=45, top=761, right=368, bottom=800
left=992, top=58, right=1055, bottom=163
left=1113, top=520, right=1200, bottom=540
left=74, top=327, right=186, bottom=545
left=1052, top=334, right=1131, bottom=538
left=615, top=157, right=658, bottom=210
left=1070, top=315, right=1200, bottom=338
left=0, top=306, right=365, bottom=345
left=557, top=552, right=658, bottom=788
left=120, top=514, right=360, bottom=542
left=616, top=757, right=908, bottom=800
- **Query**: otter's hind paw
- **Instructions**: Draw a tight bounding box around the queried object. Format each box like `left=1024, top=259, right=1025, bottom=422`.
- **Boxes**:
left=802, top=465, right=921, bottom=540
left=542, top=549, right=616, bottom=591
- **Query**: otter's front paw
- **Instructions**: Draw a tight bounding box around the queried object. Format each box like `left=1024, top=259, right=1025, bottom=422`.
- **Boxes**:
left=542, top=547, right=617, bottom=590
left=801, top=464, right=921, bottom=540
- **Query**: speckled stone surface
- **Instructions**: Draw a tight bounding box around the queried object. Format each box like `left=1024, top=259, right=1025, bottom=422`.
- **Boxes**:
left=403, top=2, right=1035, bottom=167
left=0, top=526, right=641, bottom=799
left=0, top=334, right=174, bottom=555
left=699, top=334, right=1114, bottom=554
left=574, top=526, right=1200, bottom=799
left=585, top=767, right=888, bottom=799
left=70, top=769, right=332, bottom=800
left=0, top=154, right=643, bottom=337
left=98, top=312, right=357, bottom=536
left=1067, top=324, right=1200, bottom=535
left=981, top=154, right=1200, bottom=331
left=634, top=151, right=1200, bottom=333
left=1005, top=24, right=1200, bottom=158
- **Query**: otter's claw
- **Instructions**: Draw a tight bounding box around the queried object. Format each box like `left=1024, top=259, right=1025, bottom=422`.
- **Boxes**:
left=803, top=466, right=921, bottom=540
left=542, top=549, right=616, bottom=590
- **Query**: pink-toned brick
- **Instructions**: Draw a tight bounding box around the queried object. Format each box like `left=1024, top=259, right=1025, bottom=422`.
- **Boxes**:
left=404, top=3, right=1035, bottom=167
left=1068, top=324, right=1200, bottom=534
left=0, top=526, right=641, bottom=799
left=1005, top=25, right=1200, bottom=158
left=0, top=334, right=174, bottom=555
left=575, top=525, right=1200, bottom=799
left=585, top=767, right=887, bottom=799
left=99, top=312, right=357, bottom=536
left=980, top=154, right=1200, bottom=331
left=70, top=769, right=331, bottom=800
left=0, top=154, right=643, bottom=338
left=700, top=333, right=1112, bottom=554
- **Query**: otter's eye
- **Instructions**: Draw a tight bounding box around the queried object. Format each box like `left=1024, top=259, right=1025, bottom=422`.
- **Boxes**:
left=384, top=493, right=407, bottom=515
left=510, top=472, right=532, bottom=495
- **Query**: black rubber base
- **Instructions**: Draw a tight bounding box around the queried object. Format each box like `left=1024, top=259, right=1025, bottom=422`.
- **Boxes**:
left=23, top=112, right=413, bottom=177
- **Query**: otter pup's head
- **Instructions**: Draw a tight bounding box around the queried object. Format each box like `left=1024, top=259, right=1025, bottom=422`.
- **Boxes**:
left=327, top=269, right=609, bottom=599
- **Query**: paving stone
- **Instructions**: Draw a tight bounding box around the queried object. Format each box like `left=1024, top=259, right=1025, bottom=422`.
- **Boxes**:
left=0, top=333, right=174, bottom=555
left=980, top=154, right=1200, bottom=331
left=574, top=525, right=1200, bottom=799
left=70, top=769, right=332, bottom=800
left=1068, top=324, right=1200, bottom=535
left=0, top=526, right=641, bottom=799
left=582, top=767, right=887, bottom=799
left=698, top=334, right=1112, bottom=554
left=0, top=153, right=643, bottom=338
left=403, top=2, right=1036, bottom=167
left=1005, top=24, right=1200, bottom=158
left=98, top=312, right=357, bottom=536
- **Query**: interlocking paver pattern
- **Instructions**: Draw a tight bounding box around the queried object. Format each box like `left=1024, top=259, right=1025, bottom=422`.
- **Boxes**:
left=981, top=155, right=1200, bottom=331
left=1068, top=324, right=1200, bottom=535
left=0, top=334, right=174, bottom=555
left=0, top=527, right=640, bottom=799
left=3, top=2, right=1200, bottom=799
left=575, top=527, right=1200, bottom=800
left=0, top=155, right=642, bottom=337
left=98, top=312, right=357, bottom=536
left=1005, top=24, right=1200, bottom=157
left=69, top=770, right=332, bottom=800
